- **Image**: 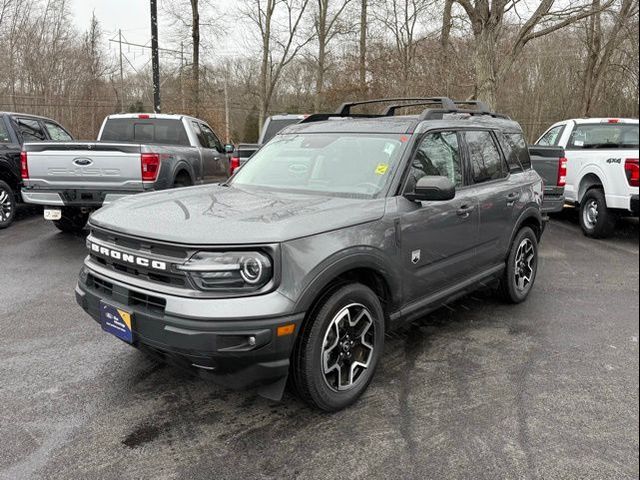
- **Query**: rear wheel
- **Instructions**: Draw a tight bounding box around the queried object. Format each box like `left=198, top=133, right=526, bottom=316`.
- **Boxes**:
left=499, top=226, right=538, bottom=304
left=173, top=172, right=192, bottom=188
left=579, top=188, right=616, bottom=238
left=292, top=284, right=385, bottom=411
left=0, top=180, right=16, bottom=229
left=53, top=207, right=89, bottom=234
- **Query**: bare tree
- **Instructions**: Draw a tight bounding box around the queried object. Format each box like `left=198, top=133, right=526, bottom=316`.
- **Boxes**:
left=442, top=0, right=616, bottom=107
left=242, top=0, right=313, bottom=129
left=359, top=0, right=367, bottom=94
left=313, top=0, right=353, bottom=110
left=191, top=0, right=200, bottom=115
left=580, top=0, right=639, bottom=115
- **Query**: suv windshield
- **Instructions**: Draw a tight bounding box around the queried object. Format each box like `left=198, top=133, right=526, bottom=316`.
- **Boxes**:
left=231, top=133, right=408, bottom=197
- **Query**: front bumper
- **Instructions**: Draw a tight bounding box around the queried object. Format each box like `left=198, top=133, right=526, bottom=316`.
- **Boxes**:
left=75, top=267, right=304, bottom=390
left=21, top=188, right=141, bottom=207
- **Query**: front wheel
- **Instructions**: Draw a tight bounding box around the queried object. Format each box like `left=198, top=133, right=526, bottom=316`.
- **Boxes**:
left=292, top=284, right=385, bottom=411
left=0, top=180, right=16, bottom=229
left=499, top=226, right=539, bottom=304
left=579, top=188, right=616, bottom=238
left=53, top=207, right=90, bottom=234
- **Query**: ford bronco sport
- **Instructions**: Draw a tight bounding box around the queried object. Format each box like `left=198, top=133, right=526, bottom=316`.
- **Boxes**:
left=75, top=98, right=545, bottom=411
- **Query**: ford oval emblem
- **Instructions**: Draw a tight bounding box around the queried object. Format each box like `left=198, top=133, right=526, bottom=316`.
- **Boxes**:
left=73, top=157, right=93, bottom=166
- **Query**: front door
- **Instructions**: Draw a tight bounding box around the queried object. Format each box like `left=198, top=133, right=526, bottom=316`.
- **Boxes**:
left=398, top=130, right=480, bottom=304
left=200, top=123, right=229, bottom=182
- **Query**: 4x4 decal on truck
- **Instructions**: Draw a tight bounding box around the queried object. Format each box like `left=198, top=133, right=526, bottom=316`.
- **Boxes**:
left=606, top=158, right=622, bottom=164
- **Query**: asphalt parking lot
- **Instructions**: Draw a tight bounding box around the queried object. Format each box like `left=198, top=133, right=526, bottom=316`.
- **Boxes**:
left=0, top=206, right=638, bottom=480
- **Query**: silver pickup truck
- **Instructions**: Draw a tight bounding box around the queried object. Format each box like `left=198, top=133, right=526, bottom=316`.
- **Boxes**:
left=21, top=113, right=230, bottom=232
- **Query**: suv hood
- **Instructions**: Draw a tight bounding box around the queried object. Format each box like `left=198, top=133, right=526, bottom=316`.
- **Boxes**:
left=90, top=184, right=386, bottom=245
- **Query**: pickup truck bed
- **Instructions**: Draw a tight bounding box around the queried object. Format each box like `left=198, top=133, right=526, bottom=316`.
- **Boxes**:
left=529, top=145, right=566, bottom=214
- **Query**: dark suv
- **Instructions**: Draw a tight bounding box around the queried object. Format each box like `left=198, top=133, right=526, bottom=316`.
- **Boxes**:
left=75, top=98, right=545, bottom=411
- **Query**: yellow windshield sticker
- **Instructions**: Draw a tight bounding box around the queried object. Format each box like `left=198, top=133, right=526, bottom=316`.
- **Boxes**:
left=375, top=164, right=389, bottom=175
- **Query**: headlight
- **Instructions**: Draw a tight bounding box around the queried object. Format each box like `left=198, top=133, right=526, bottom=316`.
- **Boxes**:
left=178, top=251, right=273, bottom=292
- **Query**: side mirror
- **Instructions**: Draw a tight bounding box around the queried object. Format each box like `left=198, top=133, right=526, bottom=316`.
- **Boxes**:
left=406, top=176, right=455, bottom=202
left=224, top=144, right=235, bottom=154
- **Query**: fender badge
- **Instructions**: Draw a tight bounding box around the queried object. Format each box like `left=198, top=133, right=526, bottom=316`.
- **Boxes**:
left=411, top=250, right=421, bottom=264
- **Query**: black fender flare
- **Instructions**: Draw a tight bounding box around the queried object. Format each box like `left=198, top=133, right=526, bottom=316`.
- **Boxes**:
left=293, top=246, right=403, bottom=316
left=171, top=161, right=195, bottom=185
left=508, top=205, right=544, bottom=249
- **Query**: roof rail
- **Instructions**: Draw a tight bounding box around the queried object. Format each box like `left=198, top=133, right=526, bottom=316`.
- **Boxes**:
left=336, top=97, right=456, bottom=116
left=382, top=100, right=450, bottom=116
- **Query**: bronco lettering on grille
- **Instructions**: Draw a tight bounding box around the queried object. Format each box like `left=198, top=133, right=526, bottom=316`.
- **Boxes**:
left=89, top=242, right=167, bottom=271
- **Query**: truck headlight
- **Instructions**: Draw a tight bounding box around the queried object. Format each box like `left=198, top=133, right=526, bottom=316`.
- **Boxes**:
left=178, top=251, right=273, bottom=292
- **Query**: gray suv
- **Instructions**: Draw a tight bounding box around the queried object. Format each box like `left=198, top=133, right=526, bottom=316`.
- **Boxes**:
left=75, top=98, right=545, bottom=411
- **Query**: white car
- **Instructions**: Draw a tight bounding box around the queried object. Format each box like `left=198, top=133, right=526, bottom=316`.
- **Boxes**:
left=536, top=118, right=639, bottom=237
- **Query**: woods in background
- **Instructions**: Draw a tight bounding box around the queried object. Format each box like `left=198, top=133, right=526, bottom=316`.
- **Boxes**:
left=1, top=0, right=638, bottom=142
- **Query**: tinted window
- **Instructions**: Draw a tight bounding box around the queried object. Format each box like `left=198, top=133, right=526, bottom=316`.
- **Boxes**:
left=406, top=131, right=462, bottom=192
left=537, top=125, right=564, bottom=146
left=568, top=123, right=639, bottom=149
left=44, top=121, right=73, bottom=141
left=232, top=133, right=408, bottom=197
left=502, top=132, right=531, bottom=170
left=16, top=118, right=46, bottom=142
left=0, top=120, right=10, bottom=143
left=200, top=124, right=222, bottom=151
left=262, top=118, right=302, bottom=144
left=101, top=118, right=190, bottom=146
left=465, top=131, right=506, bottom=183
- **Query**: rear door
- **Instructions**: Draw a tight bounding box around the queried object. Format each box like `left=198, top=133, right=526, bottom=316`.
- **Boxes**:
left=462, top=129, right=521, bottom=269
left=398, top=130, right=480, bottom=303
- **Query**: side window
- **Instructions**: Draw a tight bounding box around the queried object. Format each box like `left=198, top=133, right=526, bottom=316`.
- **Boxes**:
left=16, top=118, right=47, bottom=142
left=191, top=121, right=208, bottom=148
left=536, top=125, right=564, bottom=146
left=0, top=119, right=10, bottom=143
left=44, top=122, right=73, bottom=141
left=406, top=131, right=463, bottom=192
left=502, top=132, right=532, bottom=171
left=465, top=130, right=506, bottom=183
left=200, top=124, right=223, bottom=152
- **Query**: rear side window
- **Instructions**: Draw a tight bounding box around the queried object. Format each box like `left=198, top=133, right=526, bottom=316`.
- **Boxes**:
left=101, top=118, right=190, bottom=146
left=502, top=133, right=532, bottom=171
left=16, top=118, right=46, bottom=142
left=568, top=123, right=639, bottom=149
left=537, top=125, right=565, bottom=146
left=0, top=120, right=10, bottom=143
left=44, top=121, right=73, bottom=141
left=465, top=131, right=507, bottom=183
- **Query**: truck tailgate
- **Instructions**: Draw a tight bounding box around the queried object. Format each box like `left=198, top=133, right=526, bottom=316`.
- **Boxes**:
left=529, top=145, right=566, bottom=213
left=23, top=142, right=143, bottom=190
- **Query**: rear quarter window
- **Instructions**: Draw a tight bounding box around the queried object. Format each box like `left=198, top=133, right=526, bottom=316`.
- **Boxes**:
left=0, top=120, right=10, bottom=143
left=502, top=132, right=531, bottom=171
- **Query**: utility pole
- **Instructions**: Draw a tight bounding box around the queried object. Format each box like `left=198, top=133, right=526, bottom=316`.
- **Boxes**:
left=118, top=29, right=124, bottom=112
left=224, top=76, right=230, bottom=143
left=150, top=0, right=161, bottom=113
left=180, top=42, right=186, bottom=112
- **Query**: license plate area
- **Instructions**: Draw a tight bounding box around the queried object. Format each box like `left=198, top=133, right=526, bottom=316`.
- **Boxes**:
left=44, top=208, right=62, bottom=221
left=100, top=302, right=134, bottom=343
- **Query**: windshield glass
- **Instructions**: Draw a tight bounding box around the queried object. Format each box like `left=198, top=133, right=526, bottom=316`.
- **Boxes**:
left=230, top=133, right=408, bottom=197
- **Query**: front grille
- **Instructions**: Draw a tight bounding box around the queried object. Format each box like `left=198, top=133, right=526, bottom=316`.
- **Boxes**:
left=90, top=254, right=187, bottom=287
left=86, top=274, right=167, bottom=313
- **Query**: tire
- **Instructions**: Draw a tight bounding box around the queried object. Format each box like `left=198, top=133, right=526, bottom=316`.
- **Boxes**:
left=579, top=188, right=616, bottom=238
left=499, top=226, right=539, bottom=304
left=292, top=283, right=385, bottom=411
left=173, top=173, right=192, bottom=188
left=0, top=180, right=16, bottom=229
left=53, top=207, right=89, bottom=234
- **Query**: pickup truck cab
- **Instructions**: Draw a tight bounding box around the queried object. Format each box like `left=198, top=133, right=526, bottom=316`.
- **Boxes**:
left=76, top=97, right=545, bottom=411
left=536, top=118, right=639, bottom=237
left=21, top=113, right=229, bottom=233
left=0, top=112, right=73, bottom=228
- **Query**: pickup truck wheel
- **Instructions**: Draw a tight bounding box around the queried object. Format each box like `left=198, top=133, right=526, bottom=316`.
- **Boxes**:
left=0, top=180, right=16, bottom=229
left=499, top=226, right=538, bottom=304
left=579, top=189, right=616, bottom=238
left=292, top=284, right=384, bottom=411
left=53, top=208, right=89, bottom=234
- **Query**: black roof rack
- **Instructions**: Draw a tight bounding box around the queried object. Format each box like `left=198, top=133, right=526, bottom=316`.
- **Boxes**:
left=299, top=96, right=509, bottom=124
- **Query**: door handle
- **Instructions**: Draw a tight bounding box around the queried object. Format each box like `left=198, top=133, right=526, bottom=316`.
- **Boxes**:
left=506, top=191, right=519, bottom=205
left=456, top=204, right=475, bottom=218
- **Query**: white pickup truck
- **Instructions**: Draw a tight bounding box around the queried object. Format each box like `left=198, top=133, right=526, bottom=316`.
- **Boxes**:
left=535, top=118, right=639, bottom=238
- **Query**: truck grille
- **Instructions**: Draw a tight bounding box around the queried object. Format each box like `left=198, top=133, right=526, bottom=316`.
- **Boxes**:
left=87, top=274, right=167, bottom=313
